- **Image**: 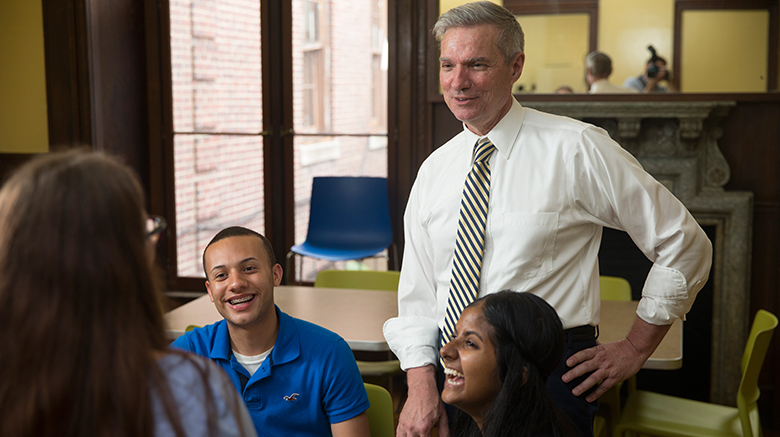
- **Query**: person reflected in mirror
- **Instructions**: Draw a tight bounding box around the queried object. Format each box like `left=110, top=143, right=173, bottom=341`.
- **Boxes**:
left=585, top=51, right=638, bottom=94
left=441, top=291, right=575, bottom=437
left=623, top=46, right=673, bottom=93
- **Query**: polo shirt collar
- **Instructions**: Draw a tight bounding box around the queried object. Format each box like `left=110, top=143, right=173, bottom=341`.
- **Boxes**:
left=209, top=319, right=232, bottom=361
left=208, top=305, right=300, bottom=366
left=269, top=306, right=300, bottom=366
left=461, top=97, right=525, bottom=162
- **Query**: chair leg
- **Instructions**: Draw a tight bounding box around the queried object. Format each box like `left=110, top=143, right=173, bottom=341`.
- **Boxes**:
left=626, top=375, right=636, bottom=394
left=390, top=243, right=398, bottom=270
left=285, top=252, right=295, bottom=284
left=285, top=252, right=304, bottom=285
left=296, top=253, right=302, bottom=284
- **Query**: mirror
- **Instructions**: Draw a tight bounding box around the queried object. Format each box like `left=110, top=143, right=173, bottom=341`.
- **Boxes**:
left=437, top=0, right=778, bottom=94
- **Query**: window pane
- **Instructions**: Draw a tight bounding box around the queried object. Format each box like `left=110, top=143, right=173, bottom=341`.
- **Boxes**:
left=170, top=0, right=262, bottom=133
left=292, top=0, right=388, bottom=135
left=292, top=0, right=389, bottom=281
left=303, top=50, right=322, bottom=128
left=305, top=0, right=321, bottom=43
left=292, top=134, right=388, bottom=281
left=174, top=134, right=265, bottom=277
left=170, top=0, right=263, bottom=278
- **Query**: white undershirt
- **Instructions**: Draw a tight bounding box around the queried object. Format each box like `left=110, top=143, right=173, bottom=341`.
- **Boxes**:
left=233, top=347, right=273, bottom=375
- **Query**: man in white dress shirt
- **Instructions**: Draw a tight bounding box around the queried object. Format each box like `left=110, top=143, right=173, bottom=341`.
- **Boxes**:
left=585, top=51, right=639, bottom=94
left=383, top=2, right=712, bottom=436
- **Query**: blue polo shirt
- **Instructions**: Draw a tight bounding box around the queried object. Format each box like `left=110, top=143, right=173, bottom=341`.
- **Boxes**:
left=171, top=306, right=369, bottom=437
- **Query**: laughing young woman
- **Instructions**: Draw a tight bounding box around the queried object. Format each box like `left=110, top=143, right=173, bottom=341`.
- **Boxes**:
left=440, top=291, right=575, bottom=437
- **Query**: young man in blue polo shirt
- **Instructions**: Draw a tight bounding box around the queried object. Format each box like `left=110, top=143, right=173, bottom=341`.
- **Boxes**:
left=172, top=227, right=370, bottom=437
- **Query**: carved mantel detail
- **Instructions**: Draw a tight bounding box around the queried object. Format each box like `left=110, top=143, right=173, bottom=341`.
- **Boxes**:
left=524, top=101, right=753, bottom=405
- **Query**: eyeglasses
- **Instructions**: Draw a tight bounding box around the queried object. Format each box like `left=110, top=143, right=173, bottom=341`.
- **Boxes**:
left=146, top=215, right=167, bottom=243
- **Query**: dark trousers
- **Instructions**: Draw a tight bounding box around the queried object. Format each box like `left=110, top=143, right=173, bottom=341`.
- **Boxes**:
left=438, top=330, right=598, bottom=437
left=545, top=331, right=599, bottom=437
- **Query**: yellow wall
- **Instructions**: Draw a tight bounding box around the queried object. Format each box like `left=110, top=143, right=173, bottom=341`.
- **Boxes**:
left=516, top=14, right=590, bottom=93
left=599, top=0, right=675, bottom=90
left=0, top=0, right=49, bottom=153
left=681, top=10, right=768, bottom=93
left=440, top=0, right=500, bottom=15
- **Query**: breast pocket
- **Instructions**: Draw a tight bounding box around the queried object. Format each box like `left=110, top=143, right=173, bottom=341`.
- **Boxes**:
left=493, top=212, right=558, bottom=280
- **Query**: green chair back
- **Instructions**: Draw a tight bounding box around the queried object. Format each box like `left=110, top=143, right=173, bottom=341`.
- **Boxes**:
left=364, top=383, right=394, bottom=437
left=614, top=309, right=777, bottom=437
left=597, top=275, right=633, bottom=432
left=314, top=269, right=400, bottom=292
left=737, top=309, right=778, bottom=437
left=599, top=276, right=632, bottom=301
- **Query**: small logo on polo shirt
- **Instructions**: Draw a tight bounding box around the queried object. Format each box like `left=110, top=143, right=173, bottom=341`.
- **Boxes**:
left=283, top=393, right=300, bottom=402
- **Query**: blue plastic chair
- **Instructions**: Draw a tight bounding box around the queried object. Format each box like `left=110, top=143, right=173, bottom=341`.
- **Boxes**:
left=286, top=177, right=394, bottom=283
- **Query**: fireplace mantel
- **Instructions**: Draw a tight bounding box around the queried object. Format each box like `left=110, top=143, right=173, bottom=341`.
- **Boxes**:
left=524, top=100, right=753, bottom=405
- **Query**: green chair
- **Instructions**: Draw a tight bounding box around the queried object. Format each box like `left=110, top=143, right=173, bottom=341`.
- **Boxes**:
left=598, top=275, right=635, bottom=434
left=599, top=276, right=632, bottom=301
left=614, top=309, right=778, bottom=437
left=314, top=269, right=400, bottom=291
left=364, top=383, right=395, bottom=437
left=314, top=270, right=403, bottom=388
left=594, top=416, right=607, bottom=437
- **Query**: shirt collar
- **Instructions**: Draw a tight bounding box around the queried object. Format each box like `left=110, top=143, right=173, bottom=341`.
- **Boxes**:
left=461, top=98, right=525, bottom=161
left=209, top=305, right=300, bottom=366
left=210, top=319, right=232, bottom=361
left=591, top=78, right=609, bottom=89
left=269, top=306, right=300, bottom=365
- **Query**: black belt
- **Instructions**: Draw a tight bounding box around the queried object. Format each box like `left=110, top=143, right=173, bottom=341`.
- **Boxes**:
left=563, top=325, right=597, bottom=342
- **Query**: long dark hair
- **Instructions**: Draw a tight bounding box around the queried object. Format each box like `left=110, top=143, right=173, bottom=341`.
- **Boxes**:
left=451, top=291, right=574, bottom=437
left=0, top=150, right=233, bottom=436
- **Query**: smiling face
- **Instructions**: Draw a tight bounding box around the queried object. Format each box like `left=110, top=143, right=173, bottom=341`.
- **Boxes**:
left=204, top=235, right=282, bottom=331
left=440, top=303, right=501, bottom=429
left=439, top=24, right=524, bottom=136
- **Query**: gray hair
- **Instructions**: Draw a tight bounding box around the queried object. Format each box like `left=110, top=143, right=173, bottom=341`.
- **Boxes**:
left=432, top=1, right=524, bottom=64
left=585, top=51, right=612, bottom=78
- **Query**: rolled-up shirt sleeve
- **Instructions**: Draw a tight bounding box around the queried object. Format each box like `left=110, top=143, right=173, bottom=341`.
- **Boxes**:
left=383, top=171, right=442, bottom=370
left=571, top=127, right=713, bottom=325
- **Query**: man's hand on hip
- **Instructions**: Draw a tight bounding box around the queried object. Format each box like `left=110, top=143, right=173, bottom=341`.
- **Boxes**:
left=396, top=365, right=450, bottom=437
left=561, top=317, right=671, bottom=403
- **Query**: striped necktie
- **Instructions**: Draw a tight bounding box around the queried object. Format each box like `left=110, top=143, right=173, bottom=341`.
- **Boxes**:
left=441, top=138, right=497, bottom=353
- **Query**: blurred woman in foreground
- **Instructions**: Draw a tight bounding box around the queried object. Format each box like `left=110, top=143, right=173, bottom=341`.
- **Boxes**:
left=0, top=150, right=256, bottom=437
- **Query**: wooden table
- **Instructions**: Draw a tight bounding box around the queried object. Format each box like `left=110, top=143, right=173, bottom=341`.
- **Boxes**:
left=165, top=286, right=682, bottom=368
left=598, top=300, right=682, bottom=370
left=165, top=286, right=397, bottom=351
